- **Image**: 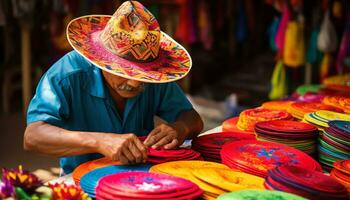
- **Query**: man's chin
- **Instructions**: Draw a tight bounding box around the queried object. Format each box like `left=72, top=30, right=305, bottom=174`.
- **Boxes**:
left=117, top=91, right=141, bottom=98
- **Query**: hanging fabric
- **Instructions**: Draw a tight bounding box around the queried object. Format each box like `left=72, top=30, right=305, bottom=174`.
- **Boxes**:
left=283, top=15, right=305, bottom=67
left=317, top=11, right=338, bottom=53
left=269, top=60, right=287, bottom=100
left=332, top=0, right=342, bottom=19
left=268, top=17, right=280, bottom=52
left=320, top=53, right=332, bottom=82
left=175, top=0, right=196, bottom=45
left=336, top=13, right=350, bottom=74
left=307, top=28, right=322, bottom=64
left=275, top=5, right=290, bottom=53
left=198, top=1, right=213, bottom=50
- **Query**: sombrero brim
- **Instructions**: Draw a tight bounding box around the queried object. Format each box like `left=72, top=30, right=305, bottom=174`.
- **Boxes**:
left=67, top=15, right=192, bottom=83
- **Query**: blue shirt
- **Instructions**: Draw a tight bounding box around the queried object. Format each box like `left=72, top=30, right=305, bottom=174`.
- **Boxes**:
left=27, top=51, right=193, bottom=174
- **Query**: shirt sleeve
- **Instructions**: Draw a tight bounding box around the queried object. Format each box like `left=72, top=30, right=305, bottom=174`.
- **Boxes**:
left=26, top=73, right=70, bottom=126
left=156, top=82, right=193, bottom=123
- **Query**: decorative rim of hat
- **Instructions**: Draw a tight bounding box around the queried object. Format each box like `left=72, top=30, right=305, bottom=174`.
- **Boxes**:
left=66, top=1, right=192, bottom=83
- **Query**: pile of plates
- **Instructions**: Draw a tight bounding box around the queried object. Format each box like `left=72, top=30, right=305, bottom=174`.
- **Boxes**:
left=304, top=110, right=350, bottom=129
left=265, top=165, right=348, bottom=200
left=150, top=160, right=229, bottom=200
left=95, top=171, right=203, bottom=200
left=287, top=102, right=343, bottom=119
left=192, top=168, right=265, bottom=191
left=319, top=120, right=350, bottom=170
left=191, top=132, right=255, bottom=162
left=261, top=100, right=294, bottom=111
left=73, top=157, right=120, bottom=184
left=323, top=74, right=350, bottom=93
left=323, top=96, right=350, bottom=113
left=220, top=140, right=322, bottom=177
left=80, top=164, right=151, bottom=198
left=303, top=110, right=350, bottom=130
left=147, top=148, right=202, bottom=163
left=331, top=159, right=350, bottom=192
left=236, top=108, right=292, bottom=132
left=222, top=117, right=254, bottom=135
left=255, top=120, right=318, bottom=155
left=217, top=189, right=306, bottom=200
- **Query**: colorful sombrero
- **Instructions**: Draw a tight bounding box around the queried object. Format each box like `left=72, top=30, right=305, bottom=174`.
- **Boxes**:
left=331, top=159, right=350, bottom=192
left=260, top=100, right=294, bottom=111
left=236, top=108, right=293, bottom=132
left=67, top=1, right=191, bottom=83
left=288, top=102, right=343, bottom=119
left=323, top=96, right=350, bottom=113
left=265, top=165, right=348, bottom=199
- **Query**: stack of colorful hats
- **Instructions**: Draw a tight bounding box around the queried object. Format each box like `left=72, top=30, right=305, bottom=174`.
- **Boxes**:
left=261, top=100, right=294, bottom=111
left=331, top=159, right=350, bottom=192
left=288, top=102, right=343, bottom=119
left=220, top=140, right=322, bottom=177
left=80, top=164, right=151, bottom=198
left=323, top=73, right=350, bottom=93
left=222, top=117, right=254, bottom=135
left=73, top=157, right=120, bottom=184
left=236, top=108, right=292, bottom=132
left=304, top=110, right=350, bottom=129
left=191, top=132, right=255, bottom=162
left=147, top=148, right=202, bottom=163
left=319, top=120, right=350, bottom=170
left=192, top=168, right=265, bottom=191
left=217, top=190, right=307, bottom=200
left=323, top=96, right=350, bottom=113
left=150, top=160, right=230, bottom=199
left=95, top=171, right=203, bottom=200
left=255, top=120, right=318, bottom=155
left=265, top=165, right=348, bottom=200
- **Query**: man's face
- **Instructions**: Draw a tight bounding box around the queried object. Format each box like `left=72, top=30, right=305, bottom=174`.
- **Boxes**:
left=102, top=70, right=144, bottom=98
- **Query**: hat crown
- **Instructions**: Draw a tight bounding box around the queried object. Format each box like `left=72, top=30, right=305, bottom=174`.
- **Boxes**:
left=100, top=1, right=160, bottom=62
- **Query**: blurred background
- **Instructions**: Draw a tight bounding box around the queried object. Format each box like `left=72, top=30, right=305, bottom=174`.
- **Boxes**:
left=0, top=0, right=349, bottom=176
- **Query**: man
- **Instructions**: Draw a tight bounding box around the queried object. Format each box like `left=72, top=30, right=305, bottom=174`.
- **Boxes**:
left=23, top=1, right=203, bottom=174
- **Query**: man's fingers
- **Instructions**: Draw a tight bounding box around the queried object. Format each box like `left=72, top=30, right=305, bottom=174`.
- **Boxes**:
left=128, top=142, right=144, bottom=163
left=143, top=127, right=161, bottom=147
left=144, top=130, right=168, bottom=148
left=152, top=135, right=173, bottom=149
left=164, top=139, right=179, bottom=150
left=122, top=147, right=135, bottom=164
left=134, top=138, right=148, bottom=162
left=119, top=153, right=129, bottom=164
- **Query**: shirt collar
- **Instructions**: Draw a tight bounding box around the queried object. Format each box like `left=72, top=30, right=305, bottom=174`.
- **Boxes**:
left=86, top=64, right=107, bottom=98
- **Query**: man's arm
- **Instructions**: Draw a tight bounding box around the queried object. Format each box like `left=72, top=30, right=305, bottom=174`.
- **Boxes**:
left=24, top=121, right=148, bottom=164
left=144, top=109, right=203, bottom=149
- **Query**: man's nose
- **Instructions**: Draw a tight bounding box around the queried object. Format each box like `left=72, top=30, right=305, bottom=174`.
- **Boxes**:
left=127, top=79, right=142, bottom=88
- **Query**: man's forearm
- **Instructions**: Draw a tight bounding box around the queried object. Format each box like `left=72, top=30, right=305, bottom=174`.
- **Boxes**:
left=172, top=109, right=203, bottom=141
left=24, top=121, right=98, bottom=157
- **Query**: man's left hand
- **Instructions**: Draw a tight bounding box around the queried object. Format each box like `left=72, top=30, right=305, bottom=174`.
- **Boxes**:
left=144, top=123, right=186, bottom=150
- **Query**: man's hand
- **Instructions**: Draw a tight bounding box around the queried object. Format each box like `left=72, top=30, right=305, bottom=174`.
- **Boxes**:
left=144, top=123, right=187, bottom=150
left=95, top=133, right=148, bottom=164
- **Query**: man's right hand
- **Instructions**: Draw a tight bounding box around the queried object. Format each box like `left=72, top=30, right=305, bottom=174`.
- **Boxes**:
left=94, top=133, right=148, bottom=164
